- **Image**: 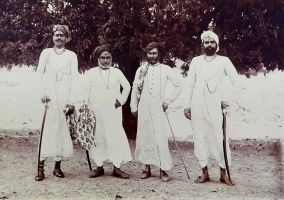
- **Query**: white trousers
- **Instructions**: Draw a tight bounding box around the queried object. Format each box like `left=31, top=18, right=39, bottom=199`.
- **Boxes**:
left=40, top=155, right=63, bottom=162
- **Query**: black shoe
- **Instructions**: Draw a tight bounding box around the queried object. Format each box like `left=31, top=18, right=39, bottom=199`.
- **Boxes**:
left=89, top=167, right=104, bottom=178
left=113, top=167, right=130, bottom=179
left=140, top=165, right=151, bottom=179
left=53, top=168, right=65, bottom=178
left=53, top=161, right=65, bottom=178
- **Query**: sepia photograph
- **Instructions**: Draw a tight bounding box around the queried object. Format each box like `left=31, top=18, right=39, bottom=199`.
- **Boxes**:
left=0, top=0, right=283, bottom=199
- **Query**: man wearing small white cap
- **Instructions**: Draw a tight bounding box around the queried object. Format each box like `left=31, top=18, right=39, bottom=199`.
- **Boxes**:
left=184, top=30, right=239, bottom=186
left=35, top=25, right=78, bottom=181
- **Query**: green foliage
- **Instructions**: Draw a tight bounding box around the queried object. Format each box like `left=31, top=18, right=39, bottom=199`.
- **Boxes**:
left=0, top=0, right=284, bottom=74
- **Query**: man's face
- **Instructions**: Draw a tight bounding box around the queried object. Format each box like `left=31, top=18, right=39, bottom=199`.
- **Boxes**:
left=53, top=31, right=67, bottom=48
left=203, top=37, right=217, bottom=56
left=98, top=51, right=112, bottom=69
left=147, top=48, right=159, bottom=64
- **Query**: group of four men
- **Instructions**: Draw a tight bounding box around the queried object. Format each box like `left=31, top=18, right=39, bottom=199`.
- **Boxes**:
left=35, top=24, right=238, bottom=186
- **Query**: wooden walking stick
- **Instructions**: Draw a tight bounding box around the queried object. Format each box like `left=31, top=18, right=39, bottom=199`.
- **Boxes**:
left=37, top=102, right=49, bottom=177
left=165, top=111, right=190, bottom=179
left=86, top=150, right=92, bottom=171
left=222, top=108, right=232, bottom=181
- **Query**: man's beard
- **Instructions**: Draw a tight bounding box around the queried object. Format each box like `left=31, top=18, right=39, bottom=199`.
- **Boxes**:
left=147, top=57, right=159, bottom=64
left=98, top=59, right=111, bottom=69
left=204, top=46, right=217, bottom=56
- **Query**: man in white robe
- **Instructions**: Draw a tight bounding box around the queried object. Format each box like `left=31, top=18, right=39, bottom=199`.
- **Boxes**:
left=35, top=25, right=78, bottom=181
left=130, top=42, right=182, bottom=182
left=184, top=30, right=239, bottom=186
left=86, top=44, right=132, bottom=179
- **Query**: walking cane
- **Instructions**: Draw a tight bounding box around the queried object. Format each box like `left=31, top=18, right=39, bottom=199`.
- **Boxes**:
left=222, top=108, right=232, bottom=181
left=37, top=102, right=49, bottom=177
left=86, top=150, right=92, bottom=171
left=164, top=111, right=190, bottom=179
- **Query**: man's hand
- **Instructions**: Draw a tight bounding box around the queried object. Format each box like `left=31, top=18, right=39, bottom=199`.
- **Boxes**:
left=184, top=108, right=191, bottom=120
left=132, top=111, right=138, bottom=119
left=41, top=96, right=50, bottom=103
left=65, top=104, right=75, bottom=116
left=221, top=101, right=229, bottom=109
left=162, top=102, right=169, bottom=112
left=115, top=100, right=121, bottom=109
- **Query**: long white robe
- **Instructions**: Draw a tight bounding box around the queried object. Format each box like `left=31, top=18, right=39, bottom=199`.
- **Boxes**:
left=130, top=63, right=182, bottom=170
left=37, top=48, right=78, bottom=158
left=85, top=67, right=132, bottom=166
left=185, top=55, right=239, bottom=168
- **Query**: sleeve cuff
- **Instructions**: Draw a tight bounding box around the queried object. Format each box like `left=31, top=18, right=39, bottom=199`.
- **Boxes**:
left=131, top=107, right=138, bottom=113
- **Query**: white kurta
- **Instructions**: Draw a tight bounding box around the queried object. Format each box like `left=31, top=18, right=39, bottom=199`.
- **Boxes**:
left=85, top=67, right=132, bottom=166
left=130, top=63, right=182, bottom=170
left=185, top=55, right=239, bottom=168
left=37, top=48, right=78, bottom=158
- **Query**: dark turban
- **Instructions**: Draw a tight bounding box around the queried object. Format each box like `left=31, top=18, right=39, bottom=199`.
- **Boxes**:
left=53, top=24, right=71, bottom=42
left=93, top=44, right=112, bottom=58
left=145, top=42, right=160, bottom=53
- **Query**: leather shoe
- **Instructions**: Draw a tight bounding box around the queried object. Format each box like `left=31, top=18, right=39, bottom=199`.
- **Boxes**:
left=89, top=167, right=104, bottom=178
left=35, top=161, right=45, bottom=181
left=35, top=169, right=45, bottom=181
left=113, top=167, right=130, bottom=179
left=140, top=165, right=151, bottom=179
left=160, top=169, right=170, bottom=182
left=53, top=167, right=65, bottom=178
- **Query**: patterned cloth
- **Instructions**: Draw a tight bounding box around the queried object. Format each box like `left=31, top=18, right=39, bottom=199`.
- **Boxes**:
left=136, top=63, right=149, bottom=104
left=66, top=114, right=77, bottom=141
left=75, top=104, right=96, bottom=150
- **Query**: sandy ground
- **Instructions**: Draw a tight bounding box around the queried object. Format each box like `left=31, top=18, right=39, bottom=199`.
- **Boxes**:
left=0, top=135, right=283, bottom=200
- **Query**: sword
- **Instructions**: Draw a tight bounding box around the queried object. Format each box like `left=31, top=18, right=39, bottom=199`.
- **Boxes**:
left=165, top=111, right=190, bottom=179
left=37, top=102, right=49, bottom=177
left=222, top=108, right=231, bottom=181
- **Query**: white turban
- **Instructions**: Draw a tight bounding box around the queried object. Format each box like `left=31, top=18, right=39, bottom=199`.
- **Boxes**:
left=201, top=30, right=219, bottom=52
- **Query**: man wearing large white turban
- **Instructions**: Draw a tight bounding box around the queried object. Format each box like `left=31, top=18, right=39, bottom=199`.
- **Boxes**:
left=184, top=30, right=239, bottom=186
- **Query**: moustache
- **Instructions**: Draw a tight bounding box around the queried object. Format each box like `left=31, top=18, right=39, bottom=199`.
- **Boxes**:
left=56, top=39, right=63, bottom=42
left=205, top=46, right=216, bottom=52
left=101, top=62, right=110, bottom=65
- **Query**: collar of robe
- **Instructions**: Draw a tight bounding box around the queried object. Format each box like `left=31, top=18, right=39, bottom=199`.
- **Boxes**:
left=149, top=62, right=160, bottom=67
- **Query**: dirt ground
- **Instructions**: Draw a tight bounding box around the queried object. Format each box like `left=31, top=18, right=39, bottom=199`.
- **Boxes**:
left=0, top=134, right=283, bottom=200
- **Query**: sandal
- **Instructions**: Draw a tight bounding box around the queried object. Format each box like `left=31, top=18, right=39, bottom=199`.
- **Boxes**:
left=195, top=166, right=210, bottom=183
left=220, top=167, right=235, bottom=186
left=195, top=176, right=210, bottom=183
left=220, top=177, right=235, bottom=186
